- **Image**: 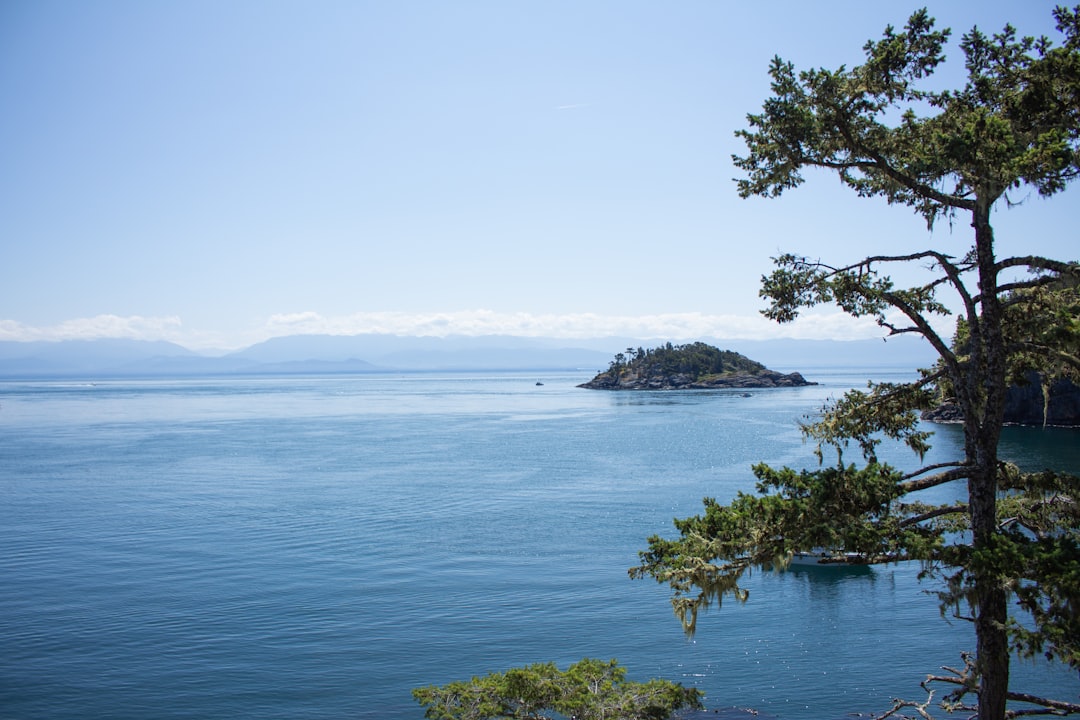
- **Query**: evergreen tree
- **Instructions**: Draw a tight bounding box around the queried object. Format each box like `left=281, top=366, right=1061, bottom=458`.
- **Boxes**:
left=632, top=8, right=1080, bottom=719
left=413, top=659, right=702, bottom=720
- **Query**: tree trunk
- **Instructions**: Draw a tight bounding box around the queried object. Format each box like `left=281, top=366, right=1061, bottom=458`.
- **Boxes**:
left=968, top=198, right=1010, bottom=720
left=970, top=455, right=1009, bottom=720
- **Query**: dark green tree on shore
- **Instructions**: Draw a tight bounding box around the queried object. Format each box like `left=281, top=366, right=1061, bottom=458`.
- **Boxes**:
left=603, top=341, right=765, bottom=378
left=632, top=7, right=1080, bottom=720
left=412, top=658, right=702, bottom=720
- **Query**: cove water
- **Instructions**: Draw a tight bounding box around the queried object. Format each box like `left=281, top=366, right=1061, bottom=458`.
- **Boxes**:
left=1, top=369, right=1077, bottom=719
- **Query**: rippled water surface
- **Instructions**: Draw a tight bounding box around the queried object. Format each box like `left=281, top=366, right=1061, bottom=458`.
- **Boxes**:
left=1, top=370, right=1076, bottom=719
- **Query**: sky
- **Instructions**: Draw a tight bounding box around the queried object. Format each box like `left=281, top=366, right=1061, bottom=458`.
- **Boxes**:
left=1, top=0, right=1076, bottom=352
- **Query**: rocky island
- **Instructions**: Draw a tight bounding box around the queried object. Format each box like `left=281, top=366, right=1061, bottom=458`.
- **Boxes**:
left=578, top=342, right=815, bottom=391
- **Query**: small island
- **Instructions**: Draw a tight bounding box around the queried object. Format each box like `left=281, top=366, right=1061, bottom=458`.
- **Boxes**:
left=578, top=341, right=815, bottom=390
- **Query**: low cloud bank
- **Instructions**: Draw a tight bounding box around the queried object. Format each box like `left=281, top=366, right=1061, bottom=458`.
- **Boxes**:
left=1, top=309, right=949, bottom=351
left=0, top=315, right=184, bottom=343
left=260, top=309, right=930, bottom=346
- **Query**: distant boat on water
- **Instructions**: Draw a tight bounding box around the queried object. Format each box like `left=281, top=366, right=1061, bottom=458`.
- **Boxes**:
left=789, top=548, right=869, bottom=567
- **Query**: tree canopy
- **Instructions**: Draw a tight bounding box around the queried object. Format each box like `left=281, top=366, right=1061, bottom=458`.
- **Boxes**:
left=580, top=342, right=812, bottom=391
left=604, top=342, right=766, bottom=379
left=412, top=658, right=703, bottom=720
left=632, top=7, right=1080, bottom=720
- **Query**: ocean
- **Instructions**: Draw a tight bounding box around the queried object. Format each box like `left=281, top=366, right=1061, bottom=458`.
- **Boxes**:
left=1, top=368, right=1077, bottom=719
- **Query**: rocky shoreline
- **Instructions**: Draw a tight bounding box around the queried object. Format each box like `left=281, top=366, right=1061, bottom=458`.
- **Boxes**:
left=922, top=373, right=1080, bottom=427
left=578, top=368, right=815, bottom=391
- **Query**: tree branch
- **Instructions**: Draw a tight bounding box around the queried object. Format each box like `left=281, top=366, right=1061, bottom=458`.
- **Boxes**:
left=918, top=665, right=1080, bottom=717
left=809, top=133, right=977, bottom=211
left=883, top=291, right=957, bottom=364
left=900, top=468, right=971, bottom=494
left=1006, top=342, right=1080, bottom=373
left=823, top=250, right=972, bottom=278
left=882, top=324, right=931, bottom=337
left=994, top=255, right=1080, bottom=276
left=899, top=503, right=968, bottom=527
left=997, top=274, right=1072, bottom=297
left=795, top=250, right=973, bottom=368
left=903, top=461, right=969, bottom=480
left=1003, top=691, right=1080, bottom=717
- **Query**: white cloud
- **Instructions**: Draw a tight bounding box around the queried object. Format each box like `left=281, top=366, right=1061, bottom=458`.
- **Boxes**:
left=0, top=308, right=956, bottom=351
left=261, top=309, right=926, bottom=343
left=0, top=315, right=184, bottom=343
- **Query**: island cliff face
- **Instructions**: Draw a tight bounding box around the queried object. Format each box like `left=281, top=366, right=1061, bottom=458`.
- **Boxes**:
left=577, top=342, right=815, bottom=391
left=923, top=372, right=1080, bottom=427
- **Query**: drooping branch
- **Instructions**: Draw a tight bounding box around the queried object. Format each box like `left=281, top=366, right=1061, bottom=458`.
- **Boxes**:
left=798, top=367, right=947, bottom=461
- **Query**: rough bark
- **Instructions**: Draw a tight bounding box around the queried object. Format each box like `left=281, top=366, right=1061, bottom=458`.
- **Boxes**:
left=966, top=198, right=1009, bottom=720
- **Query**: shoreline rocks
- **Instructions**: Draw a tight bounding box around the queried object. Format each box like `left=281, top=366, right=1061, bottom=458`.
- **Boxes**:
left=922, top=373, right=1080, bottom=427
left=577, top=342, right=816, bottom=391
left=578, top=368, right=815, bottom=391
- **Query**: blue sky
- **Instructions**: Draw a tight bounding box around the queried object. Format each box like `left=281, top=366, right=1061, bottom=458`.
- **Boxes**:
left=1, top=1, right=1075, bottom=351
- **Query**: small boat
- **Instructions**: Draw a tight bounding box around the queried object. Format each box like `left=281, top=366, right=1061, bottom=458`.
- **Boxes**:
left=535, top=381, right=544, bottom=386
left=788, top=548, right=867, bottom=566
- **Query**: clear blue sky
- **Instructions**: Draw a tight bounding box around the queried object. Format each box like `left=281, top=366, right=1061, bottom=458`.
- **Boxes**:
left=1, top=0, right=1075, bottom=351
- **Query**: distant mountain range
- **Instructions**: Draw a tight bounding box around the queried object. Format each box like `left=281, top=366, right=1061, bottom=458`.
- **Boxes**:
left=0, top=333, right=938, bottom=378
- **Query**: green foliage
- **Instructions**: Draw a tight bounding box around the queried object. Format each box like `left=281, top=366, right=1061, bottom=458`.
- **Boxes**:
left=411, top=658, right=703, bottom=720
left=1001, top=279, right=1080, bottom=386
left=631, top=462, right=954, bottom=635
left=605, top=342, right=765, bottom=379
left=635, top=7, right=1080, bottom=719
left=800, top=378, right=938, bottom=463
left=929, top=279, right=1080, bottom=425
left=936, top=467, right=1080, bottom=669
left=733, top=7, right=1080, bottom=227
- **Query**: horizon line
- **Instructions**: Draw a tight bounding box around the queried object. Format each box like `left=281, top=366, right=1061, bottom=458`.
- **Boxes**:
left=0, top=309, right=952, bottom=353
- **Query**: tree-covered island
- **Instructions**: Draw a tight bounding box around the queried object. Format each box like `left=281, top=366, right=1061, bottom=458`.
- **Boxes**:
left=578, top=342, right=815, bottom=391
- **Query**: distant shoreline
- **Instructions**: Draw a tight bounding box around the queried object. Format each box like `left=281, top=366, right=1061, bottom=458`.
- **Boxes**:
left=0, top=335, right=939, bottom=380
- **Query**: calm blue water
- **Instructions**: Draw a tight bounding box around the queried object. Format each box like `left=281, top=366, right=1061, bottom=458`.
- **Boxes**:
left=1, top=369, right=1077, bottom=719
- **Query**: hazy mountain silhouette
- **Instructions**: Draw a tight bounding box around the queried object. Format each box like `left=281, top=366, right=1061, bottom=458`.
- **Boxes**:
left=0, top=333, right=936, bottom=378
